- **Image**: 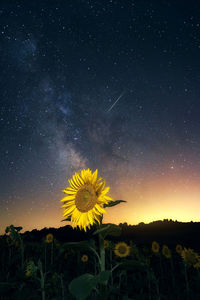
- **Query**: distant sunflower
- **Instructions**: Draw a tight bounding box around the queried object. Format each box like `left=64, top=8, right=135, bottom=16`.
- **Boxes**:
left=152, top=241, right=160, bottom=254
left=162, top=245, right=171, bottom=259
left=45, top=233, right=54, bottom=243
left=104, top=240, right=109, bottom=249
left=176, top=244, right=183, bottom=255
left=81, top=254, right=88, bottom=263
left=60, top=168, right=114, bottom=231
left=181, top=248, right=200, bottom=267
left=194, top=259, right=200, bottom=269
left=114, top=242, right=130, bottom=258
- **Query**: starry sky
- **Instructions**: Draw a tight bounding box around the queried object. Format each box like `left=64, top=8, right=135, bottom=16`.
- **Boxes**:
left=1, top=0, right=200, bottom=234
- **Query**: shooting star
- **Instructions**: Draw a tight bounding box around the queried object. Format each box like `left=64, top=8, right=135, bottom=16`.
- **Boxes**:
left=106, top=92, right=125, bottom=113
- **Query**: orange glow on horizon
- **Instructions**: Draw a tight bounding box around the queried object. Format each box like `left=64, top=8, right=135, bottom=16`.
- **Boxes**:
left=1, top=172, right=200, bottom=235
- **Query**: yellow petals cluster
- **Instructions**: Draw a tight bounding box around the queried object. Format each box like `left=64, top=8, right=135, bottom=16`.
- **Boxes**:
left=45, top=233, right=54, bottom=243
left=114, top=242, right=130, bottom=258
left=81, top=254, right=88, bottom=263
left=61, top=168, right=114, bottom=231
left=152, top=241, right=160, bottom=254
left=25, top=260, right=37, bottom=278
left=104, top=240, right=110, bottom=249
left=162, top=245, right=171, bottom=259
left=176, top=244, right=183, bottom=255
left=181, top=248, right=200, bottom=267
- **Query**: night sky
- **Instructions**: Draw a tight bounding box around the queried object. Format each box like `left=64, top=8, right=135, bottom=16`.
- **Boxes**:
left=1, top=0, right=200, bottom=234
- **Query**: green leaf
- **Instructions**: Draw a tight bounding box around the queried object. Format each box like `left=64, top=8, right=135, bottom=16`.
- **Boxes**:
left=93, top=224, right=121, bottom=238
left=96, top=270, right=111, bottom=284
left=61, top=217, right=71, bottom=222
left=15, top=226, right=23, bottom=232
left=59, top=240, right=95, bottom=255
left=93, top=225, right=111, bottom=235
left=104, top=200, right=127, bottom=208
left=69, top=273, right=97, bottom=300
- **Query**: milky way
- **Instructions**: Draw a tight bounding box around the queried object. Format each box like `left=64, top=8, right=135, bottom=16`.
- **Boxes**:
left=1, top=0, right=200, bottom=233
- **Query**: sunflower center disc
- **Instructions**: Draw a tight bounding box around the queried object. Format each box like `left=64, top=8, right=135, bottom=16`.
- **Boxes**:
left=118, top=246, right=127, bottom=254
left=75, top=184, right=97, bottom=212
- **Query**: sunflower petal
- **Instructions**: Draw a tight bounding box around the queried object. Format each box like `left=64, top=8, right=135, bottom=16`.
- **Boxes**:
left=62, top=189, right=76, bottom=195
left=75, top=172, right=84, bottom=186
left=92, top=169, right=98, bottom=184
left=63, top=205, right=76, bottom=216
left=69, top=179, right=78, bottom=190
left=61, top=200, right=75, bottom=208
left=60, top=195, right=76, bottom=202
left=95, top=204, right=107, bottom=214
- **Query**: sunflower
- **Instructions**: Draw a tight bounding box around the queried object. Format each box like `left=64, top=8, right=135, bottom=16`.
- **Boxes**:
left=181, top=248, right=200, bottom=267
left=114, top=242, right=130, bottom=258
left=176, top=244, right=183, bottom=255
left=194, top=259, right=200, bottom=269
left=60, top=168, right=114, bottom=231
left=25, top=261, right=36, bottom=277
left=81, top=254, right=88, bottom=263
left=152, top=241, right=160, bottom=254
left=104, top=240, right=109, bottom=249
left=45, top=233, right=54, bottom=243
left=162, top=245, right=171, bottom=259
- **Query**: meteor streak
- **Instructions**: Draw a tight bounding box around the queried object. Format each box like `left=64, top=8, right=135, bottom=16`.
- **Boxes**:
left=107, top=92, right=125, bottom=112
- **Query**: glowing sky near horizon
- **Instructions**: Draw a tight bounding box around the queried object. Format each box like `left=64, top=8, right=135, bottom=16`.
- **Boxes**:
left=1, top=0, right=200, bottom=234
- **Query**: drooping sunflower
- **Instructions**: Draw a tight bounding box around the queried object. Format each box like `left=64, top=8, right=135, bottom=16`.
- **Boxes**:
left=152, top=241, right=160, bottom=254
left=81, top=254, right=88, bottom=263
left=114, top=242, right=130, bottom=258
left=162, top=245, right=171, bottom=259
left=181, top=248, right=200, bottom=267
left=176, top=244, right=183, bottom=255
left=60, top=168, right=114, bottom=231
left=45, top=233, right=54, bottom=243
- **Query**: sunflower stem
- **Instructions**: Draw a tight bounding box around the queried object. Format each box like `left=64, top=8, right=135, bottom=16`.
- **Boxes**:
left=51, top=242, right=53, bottom=265
left=44, top=243, right=47, bottom=273
left=98, top=231, right=107, bottom=299
left=184, top=263, right=190, bottom=300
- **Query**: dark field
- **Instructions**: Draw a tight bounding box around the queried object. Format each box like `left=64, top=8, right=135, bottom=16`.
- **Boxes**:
left=1, top=220, right=200, bottom=300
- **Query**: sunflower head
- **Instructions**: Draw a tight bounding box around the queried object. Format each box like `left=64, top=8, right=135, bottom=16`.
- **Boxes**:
left=104, top=240, right=110, bottom=249
left=81, top=254, right=88, bottom=263
left=162, top=245, right=171, bottom=259
left=152, top=241, right=160, bottom=254
left=194, top=259, right=200, bottom=269
left=114, top=242, right=130, bottom=258
left=60, top=168, right=114, bottom=232
left=45, top=233, right=54, bottom=243
left=25, top=260, right=37, bottom=278
left=176, top=244, right=183, bottom=255
left=181, top=248, right=200, bottom=267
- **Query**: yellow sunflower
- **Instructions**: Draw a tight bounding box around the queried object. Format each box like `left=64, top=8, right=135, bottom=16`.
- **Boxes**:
left=114, top=242, right=130, bottom=258
left=162, top=245, right=171, bottom=259
left=176, top=244, right=183, bottom=255
left=152, top=241, right=160, bottom=254
left=194, top=259, right=200, bottom=269
left=60, top=168, right=114, bottom=231
left=25, top=261, right=36, bottom=277
left=104, top=240, right=109, bottom=249
left=81, top=254, right=88, bottom=263
left=181, top=248, right=200, bottom=267
left=45, top=233, right=54, bottom=243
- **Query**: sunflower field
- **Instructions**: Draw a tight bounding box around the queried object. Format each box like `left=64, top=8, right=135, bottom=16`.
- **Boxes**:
left=1, top=168, right=200, bottom=299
